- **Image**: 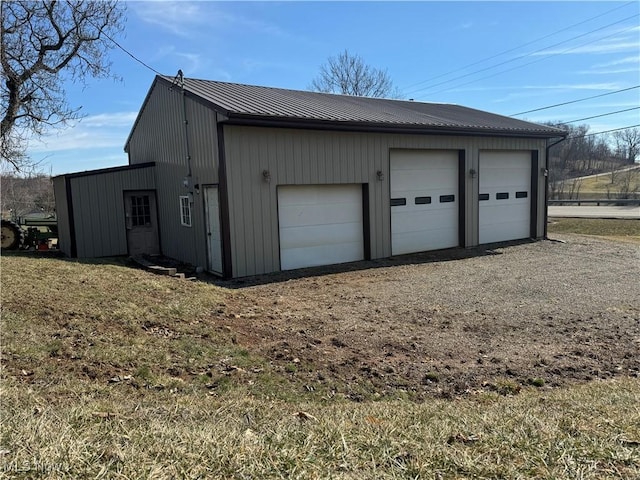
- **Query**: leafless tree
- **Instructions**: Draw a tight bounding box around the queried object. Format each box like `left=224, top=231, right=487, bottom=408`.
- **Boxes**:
left=1, top=0, right=125, bottom=171
left=0, top=169, right=55, bottom=219
left=612, top=127, right=640, bottom=165
left=310, top=50, right=400, bottom=98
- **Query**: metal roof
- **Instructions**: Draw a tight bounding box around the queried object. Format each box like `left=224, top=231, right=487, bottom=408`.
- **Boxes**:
left=158, top=75, right=566, bottom=138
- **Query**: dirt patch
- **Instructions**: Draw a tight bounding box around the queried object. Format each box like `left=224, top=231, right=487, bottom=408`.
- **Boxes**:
left=217, top=235, right=640, bottom=399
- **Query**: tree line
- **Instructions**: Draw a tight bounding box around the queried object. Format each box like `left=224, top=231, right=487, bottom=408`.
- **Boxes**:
left=547, top=124, right=639, bottom=200
left=2, top=1, right=637, bottom=207
left=0, top=172, right=55, bottom=219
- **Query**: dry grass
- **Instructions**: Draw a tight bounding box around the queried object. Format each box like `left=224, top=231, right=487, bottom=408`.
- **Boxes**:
left=1, top=254, right=639, bottom=478
left=547, top=218, right=640, bottom=244
left=576, top=168, right=640, bottom=197
left=2, top=378, right=639, bottom=479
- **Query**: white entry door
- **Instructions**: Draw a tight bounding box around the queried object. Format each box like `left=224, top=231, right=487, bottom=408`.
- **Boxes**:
left=278, top=184, right=364, bottom=270
left=204, top=186, right=223, bottom=274
left=479, top=151, right=531, bottom=244
left=390, top=150, right=459, bottom=255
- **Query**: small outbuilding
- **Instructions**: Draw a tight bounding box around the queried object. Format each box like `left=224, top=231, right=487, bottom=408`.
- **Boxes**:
left=53, top=75, right=565, bottom=278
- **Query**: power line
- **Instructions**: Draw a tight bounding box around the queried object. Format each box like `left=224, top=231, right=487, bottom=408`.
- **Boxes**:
left=512, top=85, right=640, bottom=115
left=102, top=31, right=163, bottom=76
left=566, top=124, right=640, bottom=139
left=560, top=107, right=640, bottom=125
left=402, top=1, right=636, bottom=92
left=407, top=14, right=639, bottom=96
left=83, top=14, right=163, bottom=76
left=423, top=23, right=640, bottom=97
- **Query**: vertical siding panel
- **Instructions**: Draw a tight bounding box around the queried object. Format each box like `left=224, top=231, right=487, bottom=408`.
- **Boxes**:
left=223, top=125, right=546, bottom=277
left=74, top=178, right=89, bottom=257
left=249, top=134, right=262, bottom=274
left=234, top=130, right=248, bottom=276
left=52, top=177, right=71, bottom=255
left=126, top=82, right=218, bottom=270
left=64, top=166, right=155, bottom=258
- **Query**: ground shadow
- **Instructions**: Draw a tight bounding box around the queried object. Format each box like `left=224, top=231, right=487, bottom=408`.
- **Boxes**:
left=208, top=238, right=537, bottom=290
left=2, top=238, right=537, bottom=289
left=1, top=249, right=134, bottom=269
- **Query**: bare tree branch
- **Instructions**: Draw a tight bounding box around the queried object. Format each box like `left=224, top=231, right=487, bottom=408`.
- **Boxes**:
left=613, top=128, right=640, bottom=165
left=310, top=50, right=401, bottom=99
left=1, top=0, right=125, bottom=171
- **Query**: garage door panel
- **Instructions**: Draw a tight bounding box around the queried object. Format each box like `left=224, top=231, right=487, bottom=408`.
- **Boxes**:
left=393, top=151, right=456, bottom=169
left=279, top=222, right=363, bottom=249
left=391, top=150, right=459, bottom=255
left=278, top=202, right=361, bottom=228
left=394, top=228, right=458, bottom=255
left=278, top=184, right=364, bottom=271
left=393, top=170, right=457, bottom=191
left=279, top=185, right=357, bottom=205
left=392, top=209, right=457, bottom=233
left=479, top=221, right=529, bottom=244
left=479, top=151, right=531, bottom=244
left=281, top=242, right=364, bottom=270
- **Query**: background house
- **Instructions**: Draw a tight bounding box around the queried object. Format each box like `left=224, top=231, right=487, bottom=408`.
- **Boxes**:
left=53, top=76, right=565, bottom=278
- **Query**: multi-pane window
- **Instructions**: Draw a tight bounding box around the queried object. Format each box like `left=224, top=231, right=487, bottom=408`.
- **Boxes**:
left=131, top=195, right=151, bottom=226
left=180, top=196, right=192, bottom=227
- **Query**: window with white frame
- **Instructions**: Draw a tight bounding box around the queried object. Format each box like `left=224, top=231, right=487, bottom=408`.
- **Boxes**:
left=179, top=196, right=192, bottom=227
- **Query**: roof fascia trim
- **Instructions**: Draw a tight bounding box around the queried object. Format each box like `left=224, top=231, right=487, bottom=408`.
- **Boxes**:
left=53, top=162, right=156, bottom=180
left=124, top=76, right=162, bottom=153
left=222, top=115, right=567, bottom=139
left=125, top=76, right=233, bottom=153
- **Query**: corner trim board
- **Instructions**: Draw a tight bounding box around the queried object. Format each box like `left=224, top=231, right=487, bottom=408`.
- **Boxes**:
left=362, top=183, right=371, bottom=261
left=65, top=176, right=77, bottom=258
left=530, top=150, right=539, bottom=238
left=458, top=149, right=466, bottom=247
left=216, top=123, right=234, bottom=279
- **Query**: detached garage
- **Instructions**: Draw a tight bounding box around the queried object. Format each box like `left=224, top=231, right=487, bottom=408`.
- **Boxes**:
left=54, top=76, right=565, bottom=278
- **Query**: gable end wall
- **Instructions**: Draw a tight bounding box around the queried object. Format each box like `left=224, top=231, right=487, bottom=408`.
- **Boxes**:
left=126, top=80, right=222, bottom=268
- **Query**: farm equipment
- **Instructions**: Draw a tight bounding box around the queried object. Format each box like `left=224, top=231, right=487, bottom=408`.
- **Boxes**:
left=1, top=215, right=58, bottom=251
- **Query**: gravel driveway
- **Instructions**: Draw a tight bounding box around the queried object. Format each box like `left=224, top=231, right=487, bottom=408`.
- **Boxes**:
left=221, top=235, right=640, bottom=398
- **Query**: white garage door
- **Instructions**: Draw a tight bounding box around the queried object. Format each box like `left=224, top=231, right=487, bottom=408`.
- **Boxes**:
left=391, top=150, right=459, bottom=255
left=278, top=184, right=364, bottom=270
left=479, top=151, right=531, bottom=244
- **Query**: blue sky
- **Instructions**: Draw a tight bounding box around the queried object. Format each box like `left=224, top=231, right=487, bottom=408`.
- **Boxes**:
left=27, top=1, right=640, bottom=175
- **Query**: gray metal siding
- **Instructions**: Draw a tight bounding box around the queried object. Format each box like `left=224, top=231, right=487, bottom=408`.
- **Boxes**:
left=224, top=125, right=546, bottom=277
left=126, top=82, right=221, bottom=270
left=127, top=82, right=220, bottom=173
left=69, top=167, right=155, bottom=257
left=52, top=176, right=71, bottom=256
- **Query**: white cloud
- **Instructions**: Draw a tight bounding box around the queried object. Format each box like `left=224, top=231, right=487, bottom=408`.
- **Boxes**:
left=521, top=83, right=623, bottom=90
left=592, top=55, right=640, bottom=68
left=578, top=67, right=640, bottom=75
left=153, top=46, right=205, bottom=74
left=532, top=41, right=639, bottom=56
left=28, top=112, right=136, bottom=154
left=132, top=1, right=207, bottom=37
left=81, top=112, right=138, bottom=128
left=133, top=1, right=291, bottom=39
left=456, top=83, right=624, bottom=99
